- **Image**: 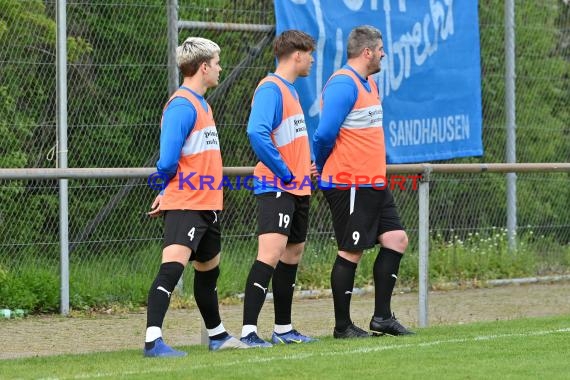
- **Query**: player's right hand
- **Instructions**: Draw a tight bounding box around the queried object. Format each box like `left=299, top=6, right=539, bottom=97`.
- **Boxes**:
left=310, top=162, right=320, bottom=178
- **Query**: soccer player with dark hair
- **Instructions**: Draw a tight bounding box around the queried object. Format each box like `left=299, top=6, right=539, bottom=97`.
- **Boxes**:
left=239, top=30, right=318, bottom=347
left=314, top=25, right=414, bottom=338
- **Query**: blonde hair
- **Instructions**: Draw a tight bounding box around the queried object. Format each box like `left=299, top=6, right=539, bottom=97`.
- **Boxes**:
left=176, top=37, right=220, bottom=77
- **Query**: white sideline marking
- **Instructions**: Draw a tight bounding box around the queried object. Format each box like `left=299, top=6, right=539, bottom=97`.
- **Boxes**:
left=41, top=328, right=570, bottom=380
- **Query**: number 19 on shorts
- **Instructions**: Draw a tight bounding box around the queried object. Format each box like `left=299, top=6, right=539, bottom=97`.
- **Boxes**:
left=278, top=213, right=290, bottom=229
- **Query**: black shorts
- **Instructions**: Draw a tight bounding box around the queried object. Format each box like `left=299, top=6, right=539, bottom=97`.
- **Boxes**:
left=323, top=187, right=404, bottom=252
left=256, top=192, right=310, bottom=244
left=163, top=210, right=221, bottom=262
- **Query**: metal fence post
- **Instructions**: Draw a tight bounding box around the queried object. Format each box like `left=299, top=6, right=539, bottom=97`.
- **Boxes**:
left=166, top=0, right=185, bottom=295
left=418, top=166, right=431, bottom=328
left=505, top=0, right=517, bottom=251
left=167, top=0, right=179, bottom=95
left=56, top=0, right=70, bottom=316
left=201, top=321, right=208, bottom=345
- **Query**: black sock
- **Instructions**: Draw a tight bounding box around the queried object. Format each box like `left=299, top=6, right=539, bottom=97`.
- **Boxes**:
left=145, top=261, right=185, bottom=348
left=331, top=255, right=357, bottom=331
left=272, top=261, right=298, bottom=326
left=374, top=247, right=403, bottom=319
left=194, top=266, right=227, bottom=340
left=242, top=260, right=274, bottom=326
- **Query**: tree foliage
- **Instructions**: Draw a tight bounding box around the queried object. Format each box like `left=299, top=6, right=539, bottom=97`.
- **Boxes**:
left=0, top=0, right=568, bottom=248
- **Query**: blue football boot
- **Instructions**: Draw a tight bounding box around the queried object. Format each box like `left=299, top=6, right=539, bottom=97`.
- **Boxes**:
left=209, top=335, right=250, bottom=351
left=239, top=332, right=273, bottom=348
left=271, top=329, right=317, bottom=344
left=143, top=338, right=187, bottom=358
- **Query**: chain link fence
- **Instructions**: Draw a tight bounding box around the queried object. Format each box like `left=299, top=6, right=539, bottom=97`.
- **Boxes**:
left=0, top=0, right=568, bottom=312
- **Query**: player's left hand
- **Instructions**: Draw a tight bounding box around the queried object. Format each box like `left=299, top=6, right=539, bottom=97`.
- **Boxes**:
left=147, top=194, right=163, bottom=218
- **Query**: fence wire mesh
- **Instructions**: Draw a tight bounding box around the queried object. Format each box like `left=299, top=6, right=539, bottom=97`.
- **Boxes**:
left=0, top=0, right=568, bottom=311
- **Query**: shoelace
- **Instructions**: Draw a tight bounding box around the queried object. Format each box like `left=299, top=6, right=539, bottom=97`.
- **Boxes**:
left=247, top=334, right=266, bottom=343
left=289, top=329, right=302, bottom=337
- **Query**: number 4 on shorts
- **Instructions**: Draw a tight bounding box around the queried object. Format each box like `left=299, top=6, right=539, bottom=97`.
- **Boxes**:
left=188, top=227, right=195, bottom=241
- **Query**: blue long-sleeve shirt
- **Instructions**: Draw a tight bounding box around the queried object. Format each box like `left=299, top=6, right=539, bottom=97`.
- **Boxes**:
left=313, top=65, right=372, bottom=173
left=247, top=74, right=295, bottom=193
left=156, top=86, right=209, bottom=182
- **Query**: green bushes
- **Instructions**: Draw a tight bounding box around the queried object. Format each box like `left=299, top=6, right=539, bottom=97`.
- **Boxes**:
left=0, top=264, right=59, bottom=313
left=1, top=230, right=568, bottom=312
left=0, top=0, right=568, bottom=313
left=427, top=229, right=537, bottom=284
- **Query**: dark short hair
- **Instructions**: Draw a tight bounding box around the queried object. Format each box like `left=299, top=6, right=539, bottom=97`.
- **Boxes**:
left=347, top=25, right=383, bottom=59
left=273, top=30, right=316, bottom=60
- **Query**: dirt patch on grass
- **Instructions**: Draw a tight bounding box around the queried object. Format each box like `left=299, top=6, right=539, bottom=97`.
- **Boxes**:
left=1, top=282, right=569, bottom=359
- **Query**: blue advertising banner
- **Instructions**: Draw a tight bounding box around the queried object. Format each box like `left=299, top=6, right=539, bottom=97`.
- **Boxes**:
left=274, top=0, right=483, bottom=163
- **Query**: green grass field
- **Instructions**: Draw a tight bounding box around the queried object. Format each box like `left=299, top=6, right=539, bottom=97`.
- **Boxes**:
left=1, top=316, right=569, bottom=379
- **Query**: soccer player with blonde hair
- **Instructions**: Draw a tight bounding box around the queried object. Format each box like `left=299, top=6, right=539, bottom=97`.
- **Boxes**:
left=143, top=37, right=248, bottom=357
